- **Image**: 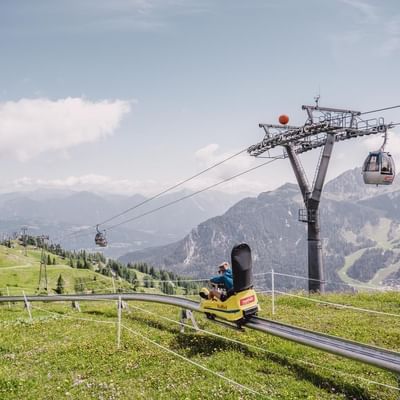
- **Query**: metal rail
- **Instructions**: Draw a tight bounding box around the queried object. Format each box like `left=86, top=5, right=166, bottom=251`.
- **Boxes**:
left=1, top=293, right=400, bottom=374
left=247, top=317, right=400, bottom=374
left=1, top=293, right=200, bottom=312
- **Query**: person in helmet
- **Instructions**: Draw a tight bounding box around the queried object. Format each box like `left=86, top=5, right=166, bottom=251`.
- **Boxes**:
left=200, top=262, right=233, bottom=301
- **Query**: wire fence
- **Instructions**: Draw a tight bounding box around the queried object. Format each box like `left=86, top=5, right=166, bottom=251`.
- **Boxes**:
left=127, top=302, right=400, bottom=392
left=2, top=298, right=398, bottom=395
left=273, top=290, right=400, bottom=318
left=254, top=270, right=398, bottom=292
left=2, top=269, right=400, bottom=320
left=2, top=259, right=397, bottom=298
left=30, top=301, right=264, bottom=397
left=254, top=270, right=400, bottom=319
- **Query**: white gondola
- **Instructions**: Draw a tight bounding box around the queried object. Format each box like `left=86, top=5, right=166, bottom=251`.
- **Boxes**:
left=95, top=225, right=107, bottom=247
left=362, top=130, right=396, bottom=185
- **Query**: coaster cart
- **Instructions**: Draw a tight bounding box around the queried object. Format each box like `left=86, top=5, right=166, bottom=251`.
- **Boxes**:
left=199, top=243, right=260, bottom=327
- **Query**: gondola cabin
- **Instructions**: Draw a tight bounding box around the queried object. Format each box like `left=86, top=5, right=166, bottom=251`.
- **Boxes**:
left=362, top=151, right=395, bottom=185
left=95, top=231, right=107, bottom=247
left=199, top=243, right=259, bottom=325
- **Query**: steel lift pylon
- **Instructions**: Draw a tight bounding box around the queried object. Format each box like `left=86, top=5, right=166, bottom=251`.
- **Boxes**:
left=248, top=100, right=393, bottom=292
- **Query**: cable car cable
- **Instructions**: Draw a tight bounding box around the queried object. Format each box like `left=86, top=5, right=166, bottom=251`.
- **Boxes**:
left=62, top=104, right=400, bottom=239
left=360, top=104, right=400, bottom=116
left=105, top=156, right=282, bottom=231
left=54, top=104, right=400, bottom=242
left=96, top=148, right=248, bottom=227
left=68, top=155, right=282, bottom=240
left=60, top=147, right=248, bottom=242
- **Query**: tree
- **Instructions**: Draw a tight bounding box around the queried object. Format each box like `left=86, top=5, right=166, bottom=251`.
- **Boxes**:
left=161, top=280, right=175, bottom=295
left=143, top=275, right=151, bottom=288
left=55, top=274, right=66, bottom=294
left=27, top=236, right=36, bottom=246
left=74, top=278, right=85, bottom=293
left=132, top=279, right=139, bottom=292
left=47, top=254, right=52, bottom=265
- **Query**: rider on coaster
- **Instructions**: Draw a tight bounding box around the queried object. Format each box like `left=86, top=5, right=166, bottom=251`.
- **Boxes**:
left=200, top=262, right=233, bottom=301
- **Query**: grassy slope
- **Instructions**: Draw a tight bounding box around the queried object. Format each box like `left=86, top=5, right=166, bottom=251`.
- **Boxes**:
left=1, top=244, right=399, bottom=399
left=0, top=244, right=133, bottom=295
left=1, top=292, right=400, bottom=400
left=0, top=243, right=186, bottom=297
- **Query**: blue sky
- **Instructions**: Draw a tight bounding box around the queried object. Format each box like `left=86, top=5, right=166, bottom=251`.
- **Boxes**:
left=0, top=0, right=399, bottom=195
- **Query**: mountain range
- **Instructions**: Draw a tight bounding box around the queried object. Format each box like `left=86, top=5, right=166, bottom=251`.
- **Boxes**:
left=3, top=167, right=400, bottom=290
left=0, top=189, right=247, bottom=258
left=119, top=168, right=400, bottom=290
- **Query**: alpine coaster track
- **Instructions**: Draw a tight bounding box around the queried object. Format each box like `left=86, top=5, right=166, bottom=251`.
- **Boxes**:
left=2, top=293, right=400, bottom=375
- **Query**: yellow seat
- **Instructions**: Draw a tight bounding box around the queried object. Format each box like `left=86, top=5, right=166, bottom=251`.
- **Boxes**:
left=199, top=288, right=259, bottom=322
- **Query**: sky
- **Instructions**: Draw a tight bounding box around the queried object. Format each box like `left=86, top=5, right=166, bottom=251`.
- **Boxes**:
left=0, top=0, right=400, bottom=196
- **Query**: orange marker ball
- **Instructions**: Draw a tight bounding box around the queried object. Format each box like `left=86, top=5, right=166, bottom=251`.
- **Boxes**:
left=279, top=114, right=289, bottom=125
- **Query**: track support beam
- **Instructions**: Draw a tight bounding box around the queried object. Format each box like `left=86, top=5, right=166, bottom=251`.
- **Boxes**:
left=180, top=309, right=199, bottom=333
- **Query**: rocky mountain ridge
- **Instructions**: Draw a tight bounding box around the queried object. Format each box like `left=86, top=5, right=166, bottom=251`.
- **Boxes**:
left=0, top=189, right=246, bottom=258
left=119, top=168, right=400, bottom=289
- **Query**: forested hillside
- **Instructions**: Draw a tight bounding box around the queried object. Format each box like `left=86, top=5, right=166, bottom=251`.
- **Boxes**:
left=120, top=169, right=400, bottom=290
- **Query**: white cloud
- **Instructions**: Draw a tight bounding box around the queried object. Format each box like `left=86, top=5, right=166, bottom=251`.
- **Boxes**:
left=381, top=16, right=400, bottom=56
left=339, top=0, right=379, bottom=23
left=363, top=130, right=400, bottom=158
left=189, top=143, right=275, bottom=194
left=12, top=174, right=157, bottom=195
left=92, top=0, right=210, bottom=17
left=8, top=143, right=278, bottom=196
left=195, top=143, right=254, bottom=178
left=53, top=0, right=211, bottom=33
left=0, top=97, right=132, bottom=161
left=334, top=1, right=400, bottom=57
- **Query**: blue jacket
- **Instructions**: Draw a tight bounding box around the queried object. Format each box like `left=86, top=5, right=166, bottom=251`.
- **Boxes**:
left=210, top=268, right=233, bottom=291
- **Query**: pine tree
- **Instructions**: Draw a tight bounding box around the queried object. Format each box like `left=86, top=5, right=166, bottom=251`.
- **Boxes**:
left=55, top=274, right=66, bottom=294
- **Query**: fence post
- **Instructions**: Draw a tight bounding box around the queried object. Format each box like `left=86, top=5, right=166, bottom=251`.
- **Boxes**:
left=179, top=309, right=187, bottom=333
left=121, top=300, right=129, bottom=310
left=117, top=295, right=122, bottom=349
left=7, top=287, right=10, bottom=309
left=23, top=291, right=32, bottom=322
left=112, top=277, right=116, bottom=293
left=271, top=269, right=275, bottom=316
left=72, top=301, right=81, bottom=312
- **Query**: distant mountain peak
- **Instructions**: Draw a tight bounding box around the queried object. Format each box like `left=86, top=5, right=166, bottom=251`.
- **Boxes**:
left=325, top=167, right=399, bottom=201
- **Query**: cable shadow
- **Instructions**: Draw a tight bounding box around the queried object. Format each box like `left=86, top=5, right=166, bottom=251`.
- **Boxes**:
left=84, top=309, right=118, bottom=318
left=255, top=354, right=373, bottom=400
left=84, top=308, right=378, bottom=399
left=171, top=332, right=254, bottom=357
left=124, top=312, right=181, bottom=335
left=164, top=323, right=375, bottom=399
left=125, top=312, right=253, bottom=356
left=173, top=333, right=374, bottom=399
